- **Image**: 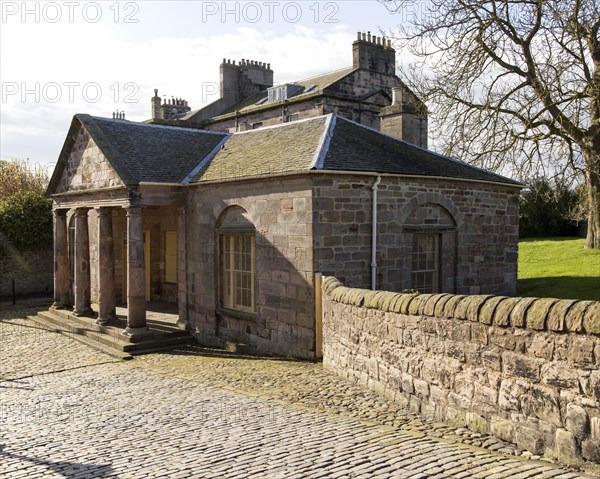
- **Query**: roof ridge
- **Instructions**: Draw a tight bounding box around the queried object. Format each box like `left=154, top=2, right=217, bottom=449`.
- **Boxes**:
left=89, top=115, right=227, bottom=136
left=294, top=65, right=355, bottom=84
left=310, top=114, right=337, bottom=170
left=232, top=113, right=331, bottom=136
left=182, top=134, right=232, bottom=184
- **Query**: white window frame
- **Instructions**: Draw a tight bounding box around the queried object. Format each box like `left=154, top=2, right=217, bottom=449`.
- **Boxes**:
left=220, top=233, right=256, bottom=314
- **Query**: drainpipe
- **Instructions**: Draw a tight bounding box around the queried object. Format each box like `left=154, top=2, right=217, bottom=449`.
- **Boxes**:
left=371, top=175, right=381, bottom=290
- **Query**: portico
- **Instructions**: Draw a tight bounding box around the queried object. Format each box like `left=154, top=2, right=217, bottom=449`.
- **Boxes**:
left=52, top=204, right=142, bottom=333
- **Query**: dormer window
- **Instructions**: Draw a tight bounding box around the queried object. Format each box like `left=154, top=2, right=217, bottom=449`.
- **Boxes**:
left=267, top=84, right=303, bottom=103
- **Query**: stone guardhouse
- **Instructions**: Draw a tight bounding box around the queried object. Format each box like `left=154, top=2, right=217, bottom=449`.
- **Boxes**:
left=46, top=111, right=522, bottom=359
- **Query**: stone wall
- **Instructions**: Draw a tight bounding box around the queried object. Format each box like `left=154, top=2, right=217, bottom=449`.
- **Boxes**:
left=55, top=124, right=123, bottom=194
left=0, top=242, right=53, bottom=298
left=313, top=175, right=520, bottom=296
left=322, top=276, right=600, bottom=465
left=186, top=176, right=316, bottom=358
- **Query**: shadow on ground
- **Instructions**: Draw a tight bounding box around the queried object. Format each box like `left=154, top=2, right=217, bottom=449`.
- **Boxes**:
left=0, top=444, right=113, bottom=478
left=518, top=276, right=600, bottom=301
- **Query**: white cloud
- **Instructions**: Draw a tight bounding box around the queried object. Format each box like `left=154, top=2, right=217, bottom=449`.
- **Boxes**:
left=1, top=17, right=356, bottom=167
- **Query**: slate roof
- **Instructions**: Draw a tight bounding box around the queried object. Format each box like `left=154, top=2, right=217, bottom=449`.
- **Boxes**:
left=193, top=115, right=522, bottom=187
left=50, top=113, right=521, bottom=194
left=48, top=115, right=227, bottom=192
left=322, top=117, right=522, bottom=185
left=193, top=116, right=328, bottom=182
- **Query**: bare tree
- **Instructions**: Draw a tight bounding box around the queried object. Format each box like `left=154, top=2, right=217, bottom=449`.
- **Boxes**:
left=381, top=0, right=600, bottom=248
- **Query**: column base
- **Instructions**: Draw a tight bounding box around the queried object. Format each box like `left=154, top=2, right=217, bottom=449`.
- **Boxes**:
left=73, top=307, right=94, bottom=317
left=123, top=326, right=151, bottom=340
left=51, top=302, right=71, bottom=310
left=96, top=314, right=117, bottom=326
left=176, top=318, right=189, bottom=331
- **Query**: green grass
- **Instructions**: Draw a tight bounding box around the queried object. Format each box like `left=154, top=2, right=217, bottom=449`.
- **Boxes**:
left=518, top=237, right=600, bottom=301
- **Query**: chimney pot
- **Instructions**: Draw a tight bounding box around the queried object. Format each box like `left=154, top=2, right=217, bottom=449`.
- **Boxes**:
left=392, top=87, right=403, bottom=105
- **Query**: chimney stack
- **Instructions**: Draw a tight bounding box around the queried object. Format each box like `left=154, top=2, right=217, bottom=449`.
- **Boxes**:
left=353, top=30, right=396, bottom=75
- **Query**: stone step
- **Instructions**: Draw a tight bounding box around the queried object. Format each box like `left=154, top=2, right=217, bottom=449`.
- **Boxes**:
left=29, top=308, right=196, bottom=357
left=29, top=313, right=134, bottom=360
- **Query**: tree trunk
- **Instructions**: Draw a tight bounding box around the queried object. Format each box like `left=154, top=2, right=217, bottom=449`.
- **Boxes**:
left=584, top=150, right=600, bottom=249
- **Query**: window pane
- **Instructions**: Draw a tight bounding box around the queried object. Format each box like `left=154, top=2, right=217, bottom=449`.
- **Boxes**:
left=411, top=234, right=439, bottom=294
left=221, top=233, right=256, bottom=313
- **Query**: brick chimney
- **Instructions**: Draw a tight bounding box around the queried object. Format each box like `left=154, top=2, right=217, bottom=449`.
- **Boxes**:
left=353, top=31, right=396, bottom=75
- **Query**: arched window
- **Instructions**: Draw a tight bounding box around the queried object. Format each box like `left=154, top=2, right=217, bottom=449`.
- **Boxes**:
left=216, top=206, right=256, bottom=314
left=405, top=202, right=457, bottom=294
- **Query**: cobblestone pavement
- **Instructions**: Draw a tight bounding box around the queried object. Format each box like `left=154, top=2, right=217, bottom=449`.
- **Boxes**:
left=1, top=304, right=597, bottom=479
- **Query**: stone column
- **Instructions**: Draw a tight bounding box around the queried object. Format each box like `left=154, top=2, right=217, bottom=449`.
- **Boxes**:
left=52, top=209, right=70, bottom=309
left=73, top=208, right=93, bottom=316
left=97, top=207, right=116, bottom=325
left=176, top=206, right=188, bottom=330
left=124, top=206, right=147, bottom=336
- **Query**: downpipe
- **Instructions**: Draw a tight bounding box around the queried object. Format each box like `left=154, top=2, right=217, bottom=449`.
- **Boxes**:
left=371, top=175, right=381, bottom=290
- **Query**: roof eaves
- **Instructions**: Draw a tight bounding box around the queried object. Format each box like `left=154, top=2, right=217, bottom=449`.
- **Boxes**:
left=309, top=113, right=336, bottom=170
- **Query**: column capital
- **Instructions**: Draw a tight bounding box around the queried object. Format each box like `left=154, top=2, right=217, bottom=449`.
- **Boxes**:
left=124, top=205, right=142, bottom=217
left=96, top=206, right=113, bottom=217
left=53, top=208, right=69, bottom=218
left=74, top=207, right=90, bottom=217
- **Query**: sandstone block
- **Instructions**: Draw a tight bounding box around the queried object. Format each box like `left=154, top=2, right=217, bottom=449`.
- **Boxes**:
left=565, top=300, right=594, bottom=332
left=502, top=351, right=543, bottom=381
left=510, top=297, right=537, bottom=328
left=481, top=348, right=502, bottom=371
left=583, top=302, right=600, bottom=334
left=515, top=426, right=545, bottom=454
left=470, top=323, right=487, bottom=345
left=582, top=438, right=600, bottom=462
left=490, top=419, right=515, bottom=443
left=466, top=411, right=489, bottom=434
left=396, top=294, right=416, bottom=314
left=422, top=294, right=448, bottom=316
left=408, top=294, right=431, bottom=315
left=547, top=299, right=577, bottom=332
left=526, top=333, right=554, bottom=360
left=493, top=297, right=521, bottom=327
left=478, top=296, right=506, bottom=325
left=540, top=363, right=580, bottom=389
left=525, top=298, right=558, bottom=330
left=566, top=403, right=590, bottom=438
left=401, top=372, right=414, bottom=394
left=443, top=295, right=467, bottom=318
left=523, top=384, right=562, bottom=427
left=567, top=335, right=596, bottom=369
left=555, top=428, right=582, bottom=466
left=433, top=294, right=453, bottom=317
left=413, top=378, right=429, bottom=397
left=466, top=295, right=494, bottom=322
